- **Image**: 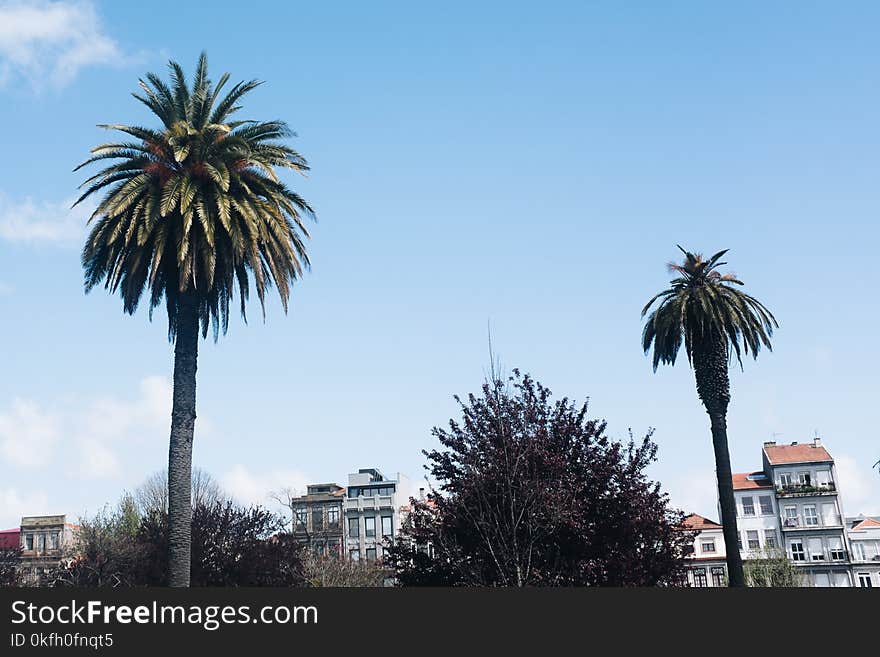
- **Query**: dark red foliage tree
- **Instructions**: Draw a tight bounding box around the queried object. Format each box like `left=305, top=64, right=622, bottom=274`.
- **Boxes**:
left=385, top=370, right=693, bottom=586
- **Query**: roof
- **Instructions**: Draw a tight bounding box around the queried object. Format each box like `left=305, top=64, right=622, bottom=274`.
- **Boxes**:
left=680, top=513, right=722, bottom=531
left=0, top=528, right=20, bottom=550
left=851, top=518, right=880, bottom=531
left=763, top=442, right=833, bottom=465
left=732, top=471, right=773, bottom=490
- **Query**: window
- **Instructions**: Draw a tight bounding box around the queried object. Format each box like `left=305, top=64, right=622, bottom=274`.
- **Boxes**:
left=784, top=506, right=798, bottom=527
left=798, top=472, right=811, bottom=486
left=328, top=507, right=340, bottom=529
left=349, top=549, right=360, bottom=561
left=746, top=530, right=760, bottom=550
left=741, top=497, right=755, bottom=516
left=821, top=503, right=839, bottom=527
left=808, top=537, right=825, bottom=561
left=803, top=506, right=818, bottom=527
left=858, top=573, right=873, bottom=588
left=37, top=534, right=45, bottom=551
left=312, top=509, right=324, bottom=531
left=759, top=496, right=773, bottom=515
left=381, top=516, right=393, bottom=538
left=49, top=533, right=59, bottom=550
left=701, top=538, right=716, bottom=554
left=692, top=568, right=707, bottom=588
left=348, top=518, right=359, bottom=538
left=25, top=534, right=34, bottom=551
left=365, top=516, right=376, bottom=538
left=790, top=541, right=805, bottom=561
left=829, top=537, right=845, bottom=561
left=764, top=530, right=777, bottom=548
left=295, top=509, right=307, bottom=528
left=711, top=567, right=725, bottom=587
left=779, top=472, right=792, bottom=487
left=365, top=547, right=377, bottom=561
left=852, top=542, right=866, bottom=561
left=737, top=533, right=743, bottom=550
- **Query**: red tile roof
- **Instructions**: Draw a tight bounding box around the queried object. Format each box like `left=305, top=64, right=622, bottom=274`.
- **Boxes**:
left=851, top=518, right=880, bottom=531
left=732, top=471, right=773, bottom=490
left=680, top=513, right=722, bottom=530
left=763, top=442, right=832, bottom=465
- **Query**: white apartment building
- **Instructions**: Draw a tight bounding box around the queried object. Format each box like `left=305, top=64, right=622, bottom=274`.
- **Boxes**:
left=847, top=517, right=880, bottom=588
left=762, top=439, right=850, bottom=587
left=721, top=438, right=853, bottom=587
left=731, top=471, right=781, bottom=558
left=344, top=468, right=411, bottom=562
left=681, top=514, right=728, bottom=587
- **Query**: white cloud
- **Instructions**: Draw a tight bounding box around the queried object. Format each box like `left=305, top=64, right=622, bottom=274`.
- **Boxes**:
left=836, top=454, right=880, bottom=516
left=0, top=193, right=92, bottom=245
left=0, top=376, right=173, bottom=480
left=221, top=465, right=311, bottom=508
left=0, top=1, right=124, bottom=90
left=0, top=398, right=60, bottom=467
left=0, top=488, right=50, bottom=529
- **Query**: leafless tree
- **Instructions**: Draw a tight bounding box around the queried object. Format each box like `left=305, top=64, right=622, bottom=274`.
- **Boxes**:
left=134, top=467, right=224, bottom=514
left=301, top=552, right=388, bottom=587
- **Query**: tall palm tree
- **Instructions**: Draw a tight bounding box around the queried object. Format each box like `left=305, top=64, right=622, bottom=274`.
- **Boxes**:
left=641, top=247, right=777, bottom=587
left=74, top=53, right=314, bottom=587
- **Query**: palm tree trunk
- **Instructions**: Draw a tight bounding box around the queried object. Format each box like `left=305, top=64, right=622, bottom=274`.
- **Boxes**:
left=709, top=411, right=745, bottom=586
left=693, top=336, right=745, bottom=587
left=168, top=293, right=199, bottom=587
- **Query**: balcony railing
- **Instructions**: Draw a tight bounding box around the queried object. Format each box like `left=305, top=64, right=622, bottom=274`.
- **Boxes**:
left=776, top=483, right=836, bottom=497
left=781, top=515, right=841, bottom=529
left=345, top=495, right=395, bottom=511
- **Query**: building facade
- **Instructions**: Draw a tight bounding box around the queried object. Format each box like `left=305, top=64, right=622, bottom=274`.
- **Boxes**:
left=290, top=483, right=346, bottom=557
left=719, top=438, right=858, bottom=587
left=847, top=516, right=880, bottom=588
left=343, top=468, right=409, bottom=562
left=681, top=514, right=728, bottom=587
left=18, top=515, right=78, bottom=585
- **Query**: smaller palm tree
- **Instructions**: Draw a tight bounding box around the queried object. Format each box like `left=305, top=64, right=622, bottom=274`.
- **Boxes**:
left=641, top=246, right=777, bottom=587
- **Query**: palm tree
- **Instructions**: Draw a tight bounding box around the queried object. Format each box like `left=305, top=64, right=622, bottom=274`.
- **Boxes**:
left=74, top=53, right=314, bottom=587
left=641, top=247, right=777, bottom=587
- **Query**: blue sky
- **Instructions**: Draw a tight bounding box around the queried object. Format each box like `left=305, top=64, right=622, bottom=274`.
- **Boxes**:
left=1, top=0, right=879, bottom=528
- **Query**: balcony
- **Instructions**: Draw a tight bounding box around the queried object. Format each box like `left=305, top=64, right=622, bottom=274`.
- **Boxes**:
left=345, top=495, right=395, bottom=512
left=781, top=516, right=842, bottom=530
left=776, top=483, right=836, bottom=498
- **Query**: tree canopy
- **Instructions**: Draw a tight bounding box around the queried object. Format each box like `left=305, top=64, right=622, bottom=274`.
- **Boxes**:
left=386, top=370, right=693, bottom=586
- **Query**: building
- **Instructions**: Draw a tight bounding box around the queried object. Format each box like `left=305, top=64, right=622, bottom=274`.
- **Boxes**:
left=731, top=470, right=781, bottom=559
left=18, top=515, right=78, bottom=585
left=727, top=438, right=852, bottom=587
left=847, top=516, right=880, bottom=588
left=680, top=513, right=728, bottom=587
left=344, top=468, right=410, bottom=562
left=290, top=483, right=346, bottom=557
left=0, top=528, right=20, bottom=550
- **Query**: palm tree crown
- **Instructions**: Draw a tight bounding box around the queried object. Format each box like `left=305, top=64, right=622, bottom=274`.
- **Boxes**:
left=641, top=246, right=778, bottom=371
left=75, top=52, right=314, bottom=340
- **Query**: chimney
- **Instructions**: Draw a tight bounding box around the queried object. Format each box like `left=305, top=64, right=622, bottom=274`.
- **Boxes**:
left=813, top=437, right=822, bottom=448
left=763, top=441, right=776, bottom=447
left=419, top=487, right=425, bottom=501
left=790, top=441, right=798, bottom=446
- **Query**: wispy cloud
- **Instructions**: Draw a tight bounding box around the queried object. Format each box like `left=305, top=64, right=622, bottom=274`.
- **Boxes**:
left=0, top=0, right=125, bottom=90
left=0, top=488, right=50, bottom=529
left=221, top=465, right=312, bottom=509
left=0, top=376, right=173, bottom=479
left=0, top=193, right=91, bottom=245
